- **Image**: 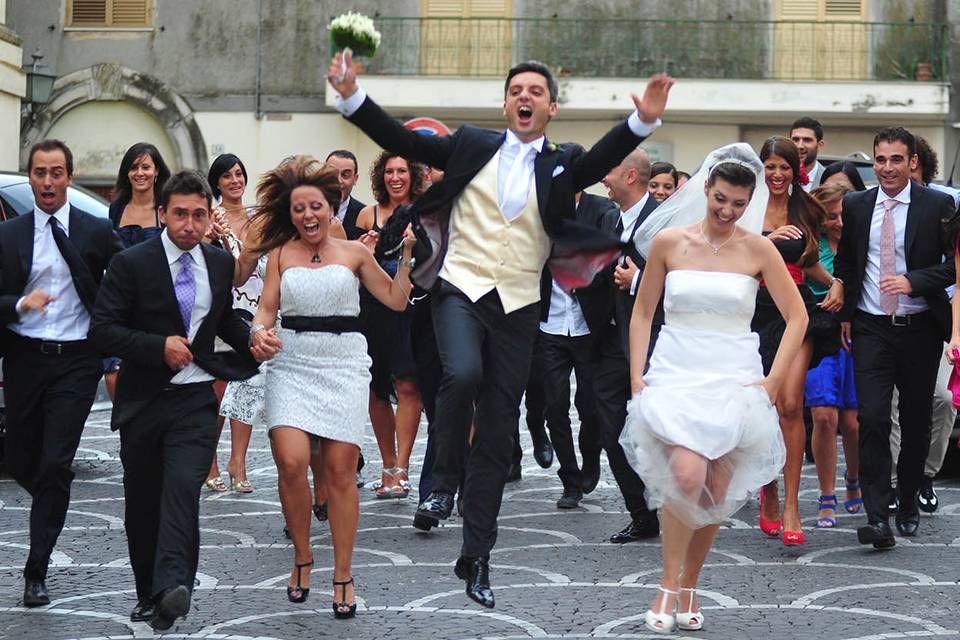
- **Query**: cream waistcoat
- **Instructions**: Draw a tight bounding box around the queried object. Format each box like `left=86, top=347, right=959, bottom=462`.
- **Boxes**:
left=438, top=151, right=551, bottom=313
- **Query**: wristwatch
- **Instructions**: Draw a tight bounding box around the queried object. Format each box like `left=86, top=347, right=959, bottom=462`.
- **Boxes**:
left=401, top=257, right=416, bottom=269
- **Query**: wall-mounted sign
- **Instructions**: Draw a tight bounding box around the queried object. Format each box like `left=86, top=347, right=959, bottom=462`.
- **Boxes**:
left=404, top=117, right=451, bottom=137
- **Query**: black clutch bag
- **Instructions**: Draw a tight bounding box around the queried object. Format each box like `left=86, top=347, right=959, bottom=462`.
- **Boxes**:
left=375, top=204, right=432, bottom=265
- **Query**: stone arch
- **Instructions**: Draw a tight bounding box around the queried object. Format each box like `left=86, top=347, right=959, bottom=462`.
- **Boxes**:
left=20, top=63, right=207, bottom=172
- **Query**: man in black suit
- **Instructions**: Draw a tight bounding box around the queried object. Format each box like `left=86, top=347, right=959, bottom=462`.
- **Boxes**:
left=326, top=149, right=366, bottom=240
left=0, top=140, right=123, bottom=607
left=90, top=171, right=278, bottom=629
left=594, top=147, right=662, bottom=543
left=530, top=191, right=618, bottom=508
left=328, top=53, right=671, bottom=608
left=834, top=127, right=955, bottom=549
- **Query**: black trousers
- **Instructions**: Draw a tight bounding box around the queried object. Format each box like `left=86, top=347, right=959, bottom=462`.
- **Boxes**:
left=852, top=311, right=941, bottom=524
left=3, top=340, right=100, bottom=579
left=431, top=281, right=539, bottom=557
left=512, top=359, right=546, bottom=470
left=119, top=383, right=219, bottom=600
left=538, top=331, right=602, bottom=490
left=592, top=323, right=655, bottom=520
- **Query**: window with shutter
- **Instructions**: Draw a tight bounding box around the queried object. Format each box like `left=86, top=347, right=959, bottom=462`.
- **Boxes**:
left=68, top=0, right=152, bottom=28
left=773, top=0, right=867, bottom=80
left=420, top=0, right=512, bottom=76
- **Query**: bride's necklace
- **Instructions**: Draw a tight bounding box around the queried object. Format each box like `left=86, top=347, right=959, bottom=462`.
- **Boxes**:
left=699, top=220, right=737, bottom=255
left=303, top=239, right=323, bottom=263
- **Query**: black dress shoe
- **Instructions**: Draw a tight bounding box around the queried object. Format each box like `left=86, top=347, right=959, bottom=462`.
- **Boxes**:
left=506, top=464, right=522, bottom=482
left=454, top=556, right=495, bottom=608
left=896, top=492, right=920, bottom=537
left=130, top=598, right=155, bottom=622
left=22, top=577, right=49, bottom=607
left=609, top=516, right=660, bottom=543
left=888, top=494, right=899, bottom=515
left=856, top=522, right=896, bottom=549
left=530, top=430, right=554, bottom=469
left=918, top=476, right=939, bottom=514
left=413, top=491, right=455, bottom=531
left=556, top=488, right=582, bottom=509
left=581, top=457, right=601, bottom=495
left=150, top=585, right=191, bottom=631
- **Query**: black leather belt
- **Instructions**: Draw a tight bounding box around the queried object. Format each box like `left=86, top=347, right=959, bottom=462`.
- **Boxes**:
left=12, top=335, right=89, bottom=355
left=280, top=315, right=360, bottom=334
left=858, top=310, right=929, bottom=327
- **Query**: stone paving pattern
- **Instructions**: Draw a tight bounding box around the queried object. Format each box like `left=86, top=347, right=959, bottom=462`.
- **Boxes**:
left=1, top=403, right=960, bottom=639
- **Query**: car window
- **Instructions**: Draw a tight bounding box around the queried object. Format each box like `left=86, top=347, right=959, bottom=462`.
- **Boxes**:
left=0, top=181, right=109, bottom=219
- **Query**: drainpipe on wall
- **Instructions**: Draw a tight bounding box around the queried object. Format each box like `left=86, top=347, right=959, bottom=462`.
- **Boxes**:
left=255, top=0, right=263, bottom=120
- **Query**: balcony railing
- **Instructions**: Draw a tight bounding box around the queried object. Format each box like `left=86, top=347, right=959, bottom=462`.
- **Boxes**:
left=358, top=17, right=949, bottom=82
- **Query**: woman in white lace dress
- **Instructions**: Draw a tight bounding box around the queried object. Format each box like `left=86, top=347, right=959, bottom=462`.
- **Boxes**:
left=622, top=151, right=807, bottom=633
left=249, top=156, right=414, bottom=618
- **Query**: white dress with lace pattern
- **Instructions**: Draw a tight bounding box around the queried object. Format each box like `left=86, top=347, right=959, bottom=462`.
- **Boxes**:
left=264, top=264, right=371, bottom=445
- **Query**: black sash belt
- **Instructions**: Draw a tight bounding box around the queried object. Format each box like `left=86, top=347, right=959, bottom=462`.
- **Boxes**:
left=281, top=315, right=360, bottom=334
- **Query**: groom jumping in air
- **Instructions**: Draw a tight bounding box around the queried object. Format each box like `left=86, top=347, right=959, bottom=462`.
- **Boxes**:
left=328, top=52, right=672, bottom=608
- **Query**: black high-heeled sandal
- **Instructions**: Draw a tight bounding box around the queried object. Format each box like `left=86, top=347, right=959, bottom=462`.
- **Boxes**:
left=313, top=500, right=329, bottom=523
left=332, top=577, right=357, bottom=619
left=286, top=558, right=313, bottom=603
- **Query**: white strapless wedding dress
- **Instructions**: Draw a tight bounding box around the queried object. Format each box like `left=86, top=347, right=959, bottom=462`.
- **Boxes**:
left=619, top=270, right=786, bottom=528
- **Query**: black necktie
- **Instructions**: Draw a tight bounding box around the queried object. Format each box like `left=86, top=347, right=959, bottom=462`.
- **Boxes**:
left=615, top=218, right=624, bottom=235
left=48, top=216, right=97, bottom=313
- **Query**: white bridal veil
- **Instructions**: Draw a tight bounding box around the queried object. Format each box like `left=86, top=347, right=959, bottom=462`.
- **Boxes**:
left=632, top=143, right=769, bottom=258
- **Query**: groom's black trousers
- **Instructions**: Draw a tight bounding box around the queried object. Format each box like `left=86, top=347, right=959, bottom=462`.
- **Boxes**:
left=430, top=279, right=539, bottom=558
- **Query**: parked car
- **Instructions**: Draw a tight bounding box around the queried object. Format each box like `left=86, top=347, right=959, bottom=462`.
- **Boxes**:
left=0, top=172, right=110, bottom=468
left=818, top=153, right=877, bottom=188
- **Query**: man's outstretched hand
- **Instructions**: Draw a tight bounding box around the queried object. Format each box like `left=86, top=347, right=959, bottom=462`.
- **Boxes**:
left=631, top=74, right=674, bottom=125
left=327, top=50, right=359, bottom=99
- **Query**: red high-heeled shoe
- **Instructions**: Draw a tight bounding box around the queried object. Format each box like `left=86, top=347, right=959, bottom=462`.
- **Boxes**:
left=758, top=490, right=781, bottom=537
left=782, top=530, right=805, bottom=546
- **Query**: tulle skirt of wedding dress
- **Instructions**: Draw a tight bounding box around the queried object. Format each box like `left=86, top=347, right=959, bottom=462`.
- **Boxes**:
left=620, top=323, right=786, bottom=529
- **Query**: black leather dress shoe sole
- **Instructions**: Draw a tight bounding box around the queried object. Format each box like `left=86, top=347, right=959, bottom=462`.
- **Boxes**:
left=609, top=520, right=660, bottom=543
left=150, top=585, right=190, bottom=631
left=581, top=463, right=601, bottom=495
left=856, top=525, right=896, bottom=549
left=412, top=512, right=438, bottom=531
left=22, top=579, right=49, bottom=608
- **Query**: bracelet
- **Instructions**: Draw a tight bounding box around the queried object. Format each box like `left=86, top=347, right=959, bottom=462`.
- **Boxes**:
left=400, top=257, right=416, bottom=269
left=249, top=323, right=267, bottom=346
left=830, top=277, right=844, bottom=286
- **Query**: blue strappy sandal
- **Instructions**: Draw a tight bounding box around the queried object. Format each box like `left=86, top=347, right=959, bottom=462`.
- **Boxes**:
left=816, top=494, right=838, bottom=528
left=843, top=470, right=863, bottom=514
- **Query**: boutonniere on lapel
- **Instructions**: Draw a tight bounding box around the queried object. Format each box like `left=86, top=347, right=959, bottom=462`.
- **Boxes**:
left=546, top=142, right=560, bottom=154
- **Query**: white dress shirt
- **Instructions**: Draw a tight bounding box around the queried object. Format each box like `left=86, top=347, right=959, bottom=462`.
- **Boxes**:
left=928, top=182, right=960, bottom=209
left=334, top=89, right=661, bottom=220
left=336, top=195, right=352, bottom=222
left=618, top=192, right=652, bottom=296
left=859, top=183, right=928, bottom=316
left=802, top=161, right=824, bottom=193
left=540, top=278, right=590, bottom=337
left=162, top=230, right=214, bottom=384
left=10, top=203, right=89, bottom=341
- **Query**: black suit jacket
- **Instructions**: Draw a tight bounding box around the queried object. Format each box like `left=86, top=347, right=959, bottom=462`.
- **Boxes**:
left=342, top=195, right=366, bottom=241
left=834, top=183, right=956, bottom=339
left=89, top=236, right=259, bottom=430
left=345, top=96, right=646, bottom=289
left=605, top=195, right=661, bottom=355
left=0, top=206, right=123, bottom=352
left=539, top=192, right=620, bottom=341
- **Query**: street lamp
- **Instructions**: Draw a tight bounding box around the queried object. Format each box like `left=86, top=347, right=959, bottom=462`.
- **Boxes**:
left=24, top=49, right=56, bottom=106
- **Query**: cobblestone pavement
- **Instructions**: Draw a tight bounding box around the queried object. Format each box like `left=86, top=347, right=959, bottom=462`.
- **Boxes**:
left=1, top=403, right=960, bottom=640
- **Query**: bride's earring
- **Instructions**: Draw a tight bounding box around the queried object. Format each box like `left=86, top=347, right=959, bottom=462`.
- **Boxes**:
left=787, top=183, right=794, bottom=196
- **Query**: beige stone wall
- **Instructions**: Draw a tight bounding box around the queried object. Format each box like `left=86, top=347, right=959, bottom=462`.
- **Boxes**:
left=0, top=0, right=22, bottom=171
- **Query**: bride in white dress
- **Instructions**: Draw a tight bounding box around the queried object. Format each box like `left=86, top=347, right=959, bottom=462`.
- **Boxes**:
left=620, top=148, right=807, bottom=633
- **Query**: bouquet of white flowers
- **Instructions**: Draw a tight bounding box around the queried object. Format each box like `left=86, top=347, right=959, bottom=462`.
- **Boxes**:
left=328, top=12, right=381, bottom=60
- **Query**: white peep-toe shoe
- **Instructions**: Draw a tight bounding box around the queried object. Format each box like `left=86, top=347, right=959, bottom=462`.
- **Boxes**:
left=645, top=586, right=677, bottom=634
left=676, top=587, right=705, bottom=630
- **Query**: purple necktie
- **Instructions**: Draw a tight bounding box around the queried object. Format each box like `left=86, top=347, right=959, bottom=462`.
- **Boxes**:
left=879, top=198, right=898, bottom=315
left=173, top=252, right=196, bottom=334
